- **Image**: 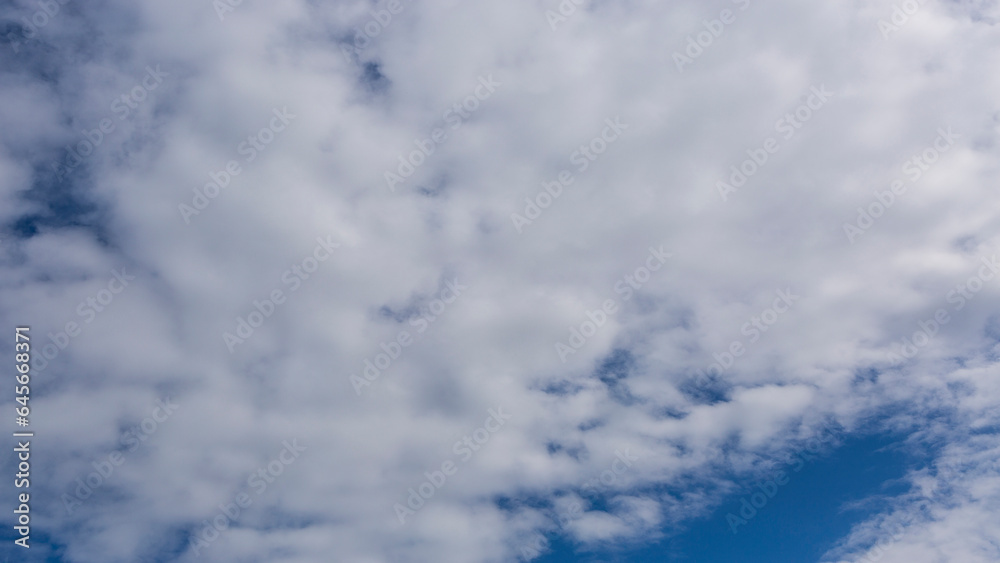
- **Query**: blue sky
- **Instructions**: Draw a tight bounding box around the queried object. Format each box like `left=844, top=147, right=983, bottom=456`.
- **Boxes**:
left=537, top=432, right=917, bottom=563
left=2, top=0, right=1000, bottom=562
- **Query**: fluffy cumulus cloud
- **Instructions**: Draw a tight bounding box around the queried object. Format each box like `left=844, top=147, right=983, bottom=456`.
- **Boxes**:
left=1, top=0, right=999, bottom=561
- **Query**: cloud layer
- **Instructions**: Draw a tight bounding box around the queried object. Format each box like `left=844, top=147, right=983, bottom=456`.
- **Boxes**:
left=2, top=0, right=1000, bottom=561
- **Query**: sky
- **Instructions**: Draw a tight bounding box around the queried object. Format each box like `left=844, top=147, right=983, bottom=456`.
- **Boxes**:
left=2, top=0, right=1000, bottom=562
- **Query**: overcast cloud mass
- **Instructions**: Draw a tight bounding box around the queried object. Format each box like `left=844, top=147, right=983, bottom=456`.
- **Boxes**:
left=2, top=0, right=1000, bottom=561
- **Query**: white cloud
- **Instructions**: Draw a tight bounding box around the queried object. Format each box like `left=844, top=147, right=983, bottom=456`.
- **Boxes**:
left=2, top=0, right=1000, bottom=561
